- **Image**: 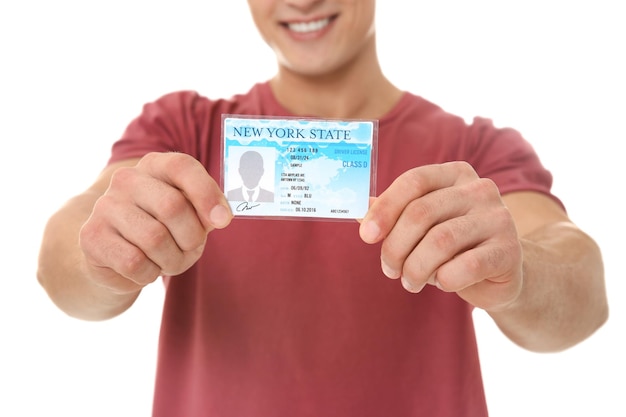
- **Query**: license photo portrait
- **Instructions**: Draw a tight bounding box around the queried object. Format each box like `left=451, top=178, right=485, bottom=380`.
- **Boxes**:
left=225, top=146, right=276, bottom=203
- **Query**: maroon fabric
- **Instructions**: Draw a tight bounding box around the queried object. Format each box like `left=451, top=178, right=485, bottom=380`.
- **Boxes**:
left=110, top=82, right=559, bottom=417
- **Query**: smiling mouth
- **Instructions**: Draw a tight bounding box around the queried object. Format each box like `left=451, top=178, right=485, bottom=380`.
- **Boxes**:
left=283, top=15, right=338, bottom=33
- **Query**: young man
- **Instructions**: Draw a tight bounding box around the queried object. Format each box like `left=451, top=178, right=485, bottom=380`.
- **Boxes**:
left=37, top=1, right=608, bottom=416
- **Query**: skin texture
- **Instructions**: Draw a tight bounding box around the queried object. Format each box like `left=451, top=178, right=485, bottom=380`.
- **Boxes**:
left=38, top=0, right=607, bottom=353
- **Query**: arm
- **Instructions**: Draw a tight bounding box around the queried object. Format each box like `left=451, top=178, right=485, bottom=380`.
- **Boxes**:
left=490, top=191, right=607, bottom=352
left=359, top=161, right=608, bottom=352
left=37, top=153, right=233, bottom=321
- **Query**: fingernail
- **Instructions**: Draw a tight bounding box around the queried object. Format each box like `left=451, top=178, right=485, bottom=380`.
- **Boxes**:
left=381, top=261, right=400, bottom=279
left=401, top=277, right=425, bottom=293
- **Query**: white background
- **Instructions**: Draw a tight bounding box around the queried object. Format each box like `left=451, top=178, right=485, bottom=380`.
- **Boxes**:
left=1, top=1, right=624, bottom=416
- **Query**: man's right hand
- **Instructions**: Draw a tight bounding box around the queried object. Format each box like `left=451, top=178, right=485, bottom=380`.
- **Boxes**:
left=79, top=152, right=233, bottom=295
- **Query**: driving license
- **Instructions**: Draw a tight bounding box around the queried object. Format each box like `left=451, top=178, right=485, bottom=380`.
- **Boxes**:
left=221, top=115, right=378, bottom=220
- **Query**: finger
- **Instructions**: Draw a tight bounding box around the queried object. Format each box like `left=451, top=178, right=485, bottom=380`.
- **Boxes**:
left=420, top=183, right=514, bottom=291
left=403, top=205, right=519, bottom=296
left=434, top=203, right=520, bottom=292
left=106, top=199, right=202, bottom=276
left=80, top=220, right=161, bottom=289
left=359, top=162, right=477, bottom=243
left=438, top=239, right=520, bottom=290
left=442, top=242, right=523, bottom=311
left=88, top=263, right=149, bottom=295
left=378, top=176, right=499, bottom=279
left=399, top=212, right=492, bottom=292
left=109, top=167, right=207, bottom=253
left=378, top=184, right=473, bottom=279
left=137, top=152, right=233, bottom=230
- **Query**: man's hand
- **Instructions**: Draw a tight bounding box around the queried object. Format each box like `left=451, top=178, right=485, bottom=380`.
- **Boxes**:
left=79, top=152, right=233, bottom=295
left=359, top=161, right=522, bottom=311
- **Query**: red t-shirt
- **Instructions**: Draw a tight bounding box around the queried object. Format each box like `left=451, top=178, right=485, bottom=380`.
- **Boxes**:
left=111, top=82, right=558, bottom=417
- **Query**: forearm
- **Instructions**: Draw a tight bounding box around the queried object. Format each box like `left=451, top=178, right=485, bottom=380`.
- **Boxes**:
left=488, top=221, right=608, bottom=352
left=37, top=192, right=140, bottom=321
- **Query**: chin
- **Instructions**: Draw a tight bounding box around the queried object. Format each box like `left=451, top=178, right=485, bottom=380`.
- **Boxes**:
left=280, top=57, right=349, bottom=80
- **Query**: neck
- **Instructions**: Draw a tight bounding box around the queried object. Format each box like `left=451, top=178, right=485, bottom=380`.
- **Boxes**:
left=269, top=38, right=402, bottom=120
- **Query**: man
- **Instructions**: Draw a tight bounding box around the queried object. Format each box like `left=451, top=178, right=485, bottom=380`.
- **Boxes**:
left=37, top=1, right=608, bottom=416
left=226, top=150, right=274, bottom=203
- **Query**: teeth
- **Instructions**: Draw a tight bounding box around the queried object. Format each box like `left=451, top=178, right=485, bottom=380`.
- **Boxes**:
left=288, top=18, right=330, bottom=33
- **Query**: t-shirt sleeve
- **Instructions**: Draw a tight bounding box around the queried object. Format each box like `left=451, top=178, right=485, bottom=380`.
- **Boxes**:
left=464, top=116, right=564, bottom=209
left=108, top=91, right=203, bottom=165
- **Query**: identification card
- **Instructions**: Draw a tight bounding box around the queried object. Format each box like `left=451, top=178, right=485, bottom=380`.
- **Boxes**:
left=221, top=115, right=378, bottom=220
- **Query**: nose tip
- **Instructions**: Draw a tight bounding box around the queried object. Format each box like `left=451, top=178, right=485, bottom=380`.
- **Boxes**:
left=284, top=0, right=325, bottom=13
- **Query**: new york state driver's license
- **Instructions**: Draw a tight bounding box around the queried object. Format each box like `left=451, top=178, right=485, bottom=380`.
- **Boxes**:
left=221, top=115, right=378, bottom=221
